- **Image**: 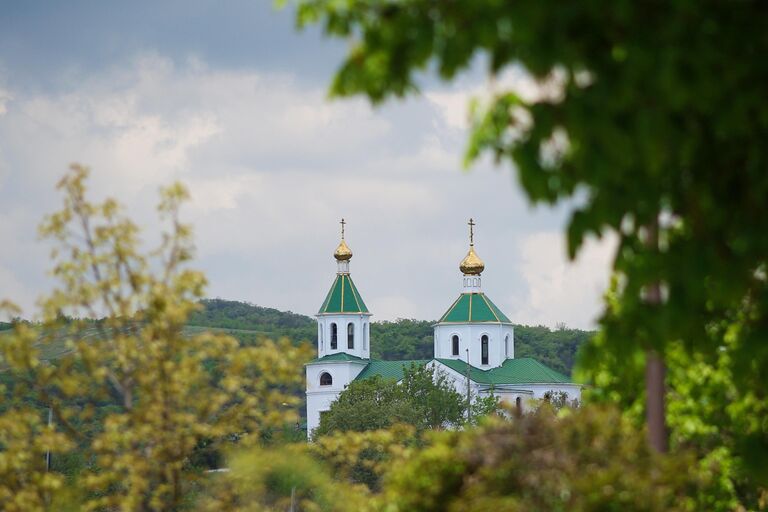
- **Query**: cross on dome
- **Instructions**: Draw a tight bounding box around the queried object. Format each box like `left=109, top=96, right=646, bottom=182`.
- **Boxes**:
left=334, top=218, right=353, bottom=262
left=460, top=218, right=485, bottom=275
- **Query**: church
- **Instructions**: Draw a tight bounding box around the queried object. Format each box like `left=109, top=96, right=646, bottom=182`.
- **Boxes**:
left=305, top=219, right=582, bottom=435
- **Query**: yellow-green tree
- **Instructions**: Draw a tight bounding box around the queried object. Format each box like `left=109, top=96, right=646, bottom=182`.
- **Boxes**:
left=0, top=165, right=311, bottom=511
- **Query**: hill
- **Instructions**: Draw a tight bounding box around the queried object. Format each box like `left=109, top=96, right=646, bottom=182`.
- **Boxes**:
left=2, top=299, right=594, bottom=375
left=191, top=300, right=593, bottom=375
left=187, top=299, right=316, bottom=345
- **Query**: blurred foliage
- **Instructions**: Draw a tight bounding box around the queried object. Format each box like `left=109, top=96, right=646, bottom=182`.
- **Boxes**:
left=379, top=405, right=735, bottom=512
left=205, top=404, right=735, bottom=511
left=198, top=443, right=373, bottom=512
left=578, top=278, right=768, bottom=509
left=310, top=424, right=416, bottom=494
left=291, top=0, right=768, bottom=487
left=0, top=166, right=311, bottom=511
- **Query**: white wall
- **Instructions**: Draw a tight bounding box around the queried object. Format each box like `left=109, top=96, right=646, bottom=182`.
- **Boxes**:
left=316, top=313, right=372, bottom=359
left=430, top=360, right=582, bottom=414
left=433, top=322, right=514, bottom=368
left=305, top=360, right=367, bottom=436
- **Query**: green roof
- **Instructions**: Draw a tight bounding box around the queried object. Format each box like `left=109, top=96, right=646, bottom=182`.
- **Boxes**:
left=309, top=352, right=367, bottom=363
left=435, top=357, right=572, bottom=385
left=439, top=293, right=511, bottom=323
left=318, top=274, right=369, bottom=314
left=355, top=360, right=428, bottom=381
left=351, top=357, right=570, bottom=385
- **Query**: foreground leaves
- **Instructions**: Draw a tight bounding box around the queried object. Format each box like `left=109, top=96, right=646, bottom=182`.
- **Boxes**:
left=0, top=165, right=311, bottom=511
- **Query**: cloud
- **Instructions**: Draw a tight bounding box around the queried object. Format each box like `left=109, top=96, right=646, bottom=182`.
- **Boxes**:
left=0, top=88, right=9, bottom=116
left=425, top=65, right=567, bottom=132
left=509, top=232, right=615, bottom=329
left=0, top=54, right=612, bottom=329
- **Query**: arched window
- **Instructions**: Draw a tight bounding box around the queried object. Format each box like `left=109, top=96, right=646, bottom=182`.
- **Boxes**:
left=481, top=335, right=489, bottom=365
left=330, top=323, right=337, bottom=350
left=363, top=323, right=368, bottom=350
left=320, top=372, right=332, bottom=386
left=504, top=334, right=509, bottom=358
left=452, top=335, right=459, bottom=356
left=515, top=396, right=522, bottom=413
left=320, top=328, right=324, bottom=351
left=347, top=322, right=355, bottom=349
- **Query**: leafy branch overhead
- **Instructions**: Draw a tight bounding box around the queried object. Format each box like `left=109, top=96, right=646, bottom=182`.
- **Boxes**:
left=293, top=0, right=768, bottom=482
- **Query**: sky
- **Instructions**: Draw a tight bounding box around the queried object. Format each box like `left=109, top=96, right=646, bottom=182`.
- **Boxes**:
left=0, top=1, right=613, bottom=329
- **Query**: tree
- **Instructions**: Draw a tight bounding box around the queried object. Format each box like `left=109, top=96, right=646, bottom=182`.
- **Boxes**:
left=314, top=376, right=413, bottom=437
left=291, top=0, right=768, bottom=464
left=0, top=166, right=310, bottom=511
left=379, top=405, right=735, bottom=512
left=578, top=291, right=768, bottom=508
left=315, top=365, right=467, bottom=438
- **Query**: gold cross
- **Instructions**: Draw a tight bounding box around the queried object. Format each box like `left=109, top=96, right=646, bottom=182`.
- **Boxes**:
left=468, top=218, right=475, bottom=245
left=340, top=218, right=346, bottom=239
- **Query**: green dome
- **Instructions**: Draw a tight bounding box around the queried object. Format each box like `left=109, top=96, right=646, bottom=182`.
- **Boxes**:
left=318, top=274, right=369, bottom=314
left=439, top=293, right=511, bottom=323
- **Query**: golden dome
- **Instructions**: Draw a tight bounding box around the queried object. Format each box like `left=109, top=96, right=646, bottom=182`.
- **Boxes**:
left=334, top=218, right=353, bottom=261
left=460, top=245, right=485, bottom=275
left=334, top=239, right=353, bottom=261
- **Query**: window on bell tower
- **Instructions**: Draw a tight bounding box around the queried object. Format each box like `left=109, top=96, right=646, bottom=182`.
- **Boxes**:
left=481, top=335, right=489, bottom=365
left=452, top=335, right=459, bottom=356
left=347, top=322, right=355, bottom=349
left=330, top=323, right=337, bottom=350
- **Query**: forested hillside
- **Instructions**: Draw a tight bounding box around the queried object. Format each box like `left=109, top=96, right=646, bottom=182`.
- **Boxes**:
left=1, top=300, right=592, bottom=375
left=193, top=300, right=593, bottom=375
left=187, top=299, right=316, bottom=344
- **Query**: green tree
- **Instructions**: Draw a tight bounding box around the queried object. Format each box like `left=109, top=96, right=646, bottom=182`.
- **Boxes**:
left=291, top=0, right=768, bottom=463
left=314, top=364, right=467, bottom=438
left=314, top=376, right=414, bottom=437
left=0, top=166, right=310, bottom=511
left=370, top=320, right=433, bottom=360
left=380, top=405, right=735, bottom=512
left=578, top=284, right=768, bottom=507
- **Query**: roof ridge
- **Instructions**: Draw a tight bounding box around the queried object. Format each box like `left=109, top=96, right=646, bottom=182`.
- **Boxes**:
left=439, top=294, right=463, bottom=322
left=318, top=274, right=339, bottom=313
left=437, top=357, right=574, bottom=385
left=526, top=358, right=571, bottom=381
left=347, top=275, right=365, bottom=312
left=478, top=293, right=501, bottom=322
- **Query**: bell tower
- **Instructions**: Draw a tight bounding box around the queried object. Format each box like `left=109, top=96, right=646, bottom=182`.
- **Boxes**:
left=433, top=219, right=515, bottom=367
left=315, top=219, right=372, bottom=359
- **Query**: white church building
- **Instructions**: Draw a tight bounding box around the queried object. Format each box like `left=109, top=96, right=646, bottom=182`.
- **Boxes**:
left=305, top=220, right=582, bottom=435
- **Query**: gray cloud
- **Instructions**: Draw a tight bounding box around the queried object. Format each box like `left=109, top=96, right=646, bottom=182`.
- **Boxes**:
left=0, top=55, right=612, bottom=328
left=0, top=0, right=612, bottom=328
